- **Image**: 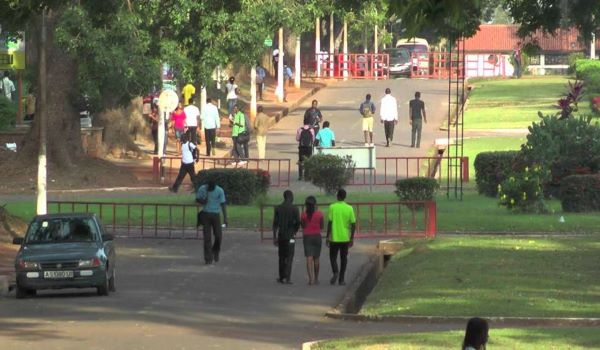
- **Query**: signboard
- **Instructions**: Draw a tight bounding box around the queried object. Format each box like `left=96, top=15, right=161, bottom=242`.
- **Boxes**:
left=317, top=146, right=376, bottom=169
left=0, top=35, right=25, bottom=70
left=264, top=37, right=273, bottom=47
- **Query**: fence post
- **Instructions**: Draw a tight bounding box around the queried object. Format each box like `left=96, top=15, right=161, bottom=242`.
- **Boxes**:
left=461, top=156, right=469, bottom=182
left=260, top=204, right=264, bottom=241
left=426, top=201, right=437, bottom=237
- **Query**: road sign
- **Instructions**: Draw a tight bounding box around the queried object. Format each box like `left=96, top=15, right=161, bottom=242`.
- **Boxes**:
left=157, top=89, right=179, bottom=112
left=264, top=37, right=273, bottom=47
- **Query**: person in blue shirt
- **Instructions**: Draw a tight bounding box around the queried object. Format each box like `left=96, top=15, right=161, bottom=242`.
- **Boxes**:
left=315, top=121, right=336, bottom=148
left=196, top=180, right=228, bottom=264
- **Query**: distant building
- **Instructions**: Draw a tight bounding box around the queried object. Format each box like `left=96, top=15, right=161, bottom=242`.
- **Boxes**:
left=463, top=24, right=600, bottom=77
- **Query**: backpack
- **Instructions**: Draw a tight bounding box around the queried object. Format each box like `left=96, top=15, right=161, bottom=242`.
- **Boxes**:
left=188, top=142, right=199, bottom=162
left=361, top=102, right=373, bottom=118
left=299, top=128, right=313, bottom=147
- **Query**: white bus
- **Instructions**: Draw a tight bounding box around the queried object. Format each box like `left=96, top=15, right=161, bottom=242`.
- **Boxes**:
left=396, top=38, right=429, bottom=75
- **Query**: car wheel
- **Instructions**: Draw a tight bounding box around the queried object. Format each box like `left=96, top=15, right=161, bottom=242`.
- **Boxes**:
left=97, top=270, right=109, bottom=296
left=108, top=268, right=116, bottom=292
left=15, top=284, right=36, bottom=299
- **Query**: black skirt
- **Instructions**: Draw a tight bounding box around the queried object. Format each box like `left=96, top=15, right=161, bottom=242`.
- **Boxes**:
left=303, top=235, right=322, bottom=258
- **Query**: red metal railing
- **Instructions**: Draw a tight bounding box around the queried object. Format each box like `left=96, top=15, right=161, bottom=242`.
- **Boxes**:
left=410, top=52, right=465, bottom=79
left=153, top=156, right=291, bottom=187
left=260, top=201, right=436, bottom=241
left=302, top=53, right=389, bottom=80
left=349, top=156, right=469, bottom=186
left=48, top=201, right=203, bottom=239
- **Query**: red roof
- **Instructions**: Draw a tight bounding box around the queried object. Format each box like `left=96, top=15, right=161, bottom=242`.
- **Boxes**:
left=464, top=24, right=599, bottom=53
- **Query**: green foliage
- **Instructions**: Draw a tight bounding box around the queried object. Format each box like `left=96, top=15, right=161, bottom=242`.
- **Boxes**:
left=303, top=154, right=355, bottom=195
left=568, top=52, right=585, bottom=75
left=474, top=151, right=519, bottom=197
left=394, top=177, right=438, bottom=201
left=196, top=168, right=269, bottom=205
left=575, top=59, right=600, bottom=80
left=560, top=175, right=600, bottom=212
left=498, top=166, right=550, bottom=213
left=0, top=96, right=16, bottom=131
left=519, top=115, right=600, bottom=194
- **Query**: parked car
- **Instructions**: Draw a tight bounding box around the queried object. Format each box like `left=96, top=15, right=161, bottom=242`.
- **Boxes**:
left=384, top=47, right=412, bottom=76
left=396, top=37, right=430, bottom=76
left=13, top=213, right=116, bottom=298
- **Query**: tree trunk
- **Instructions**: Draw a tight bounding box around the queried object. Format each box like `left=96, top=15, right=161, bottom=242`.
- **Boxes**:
left=21, top=10, right=83, bottom=170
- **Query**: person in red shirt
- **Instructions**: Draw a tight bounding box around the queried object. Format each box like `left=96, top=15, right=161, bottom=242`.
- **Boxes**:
left=170, top=102, right=187, bottom=154
left=300, top=196, right=324, bottom=285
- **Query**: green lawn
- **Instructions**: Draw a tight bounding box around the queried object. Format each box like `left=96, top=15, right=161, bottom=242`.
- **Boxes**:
left=360, top=236, right=600, bottom=318
left=315, top=327, right=600, bottom=350
left=4, top=191, right=600, bottom=234
left=464, top=76, right=593, bottom=130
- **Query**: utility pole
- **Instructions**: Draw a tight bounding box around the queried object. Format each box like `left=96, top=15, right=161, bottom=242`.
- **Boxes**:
left=329, top=12, right=334, bottom=78
left=276, top=27, right=284, bottom=103
left=315, top=17, right=321, bottom=78
left=343, top=18, right=348, bottom=80
left=250, top=65, right=257, bottom=118
left=294, top=34, right=301, bottom=88
left=36, top=9, right=48, bottom=215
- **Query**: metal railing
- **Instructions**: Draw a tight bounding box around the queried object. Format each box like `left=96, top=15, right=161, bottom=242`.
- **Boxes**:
left=260, top=201, right=436, bottom=241
left=153, top=156, right=291, bottom=187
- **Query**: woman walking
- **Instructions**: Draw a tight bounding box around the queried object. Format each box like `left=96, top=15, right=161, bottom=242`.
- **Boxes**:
left=300, top=196, right=324, bottom=285
left=171, top=102, right=187, bottom=154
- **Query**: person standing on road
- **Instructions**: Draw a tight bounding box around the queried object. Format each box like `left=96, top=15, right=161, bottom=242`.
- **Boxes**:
left=201, top=97, right=221, bottom=156
left=379, top=88, right=398, bottom=147
left=296, top=123, right=315, bottom=181
left=196, top=180, right=228, bottom=265
left=253, top=105, right=274, bottom=159
left=301, top=196, right=324, bottom=285
left=184, top=96, right=200, bottom=144
left=359, top=94, right=376, bottom=147
left=225, top=76, right=239, bottom=118
left=326, top=189, right=356, bottom=286
left=256, top=63, right=266, bottom=101
left=169, top=133, right=198, bottom=193
left=409, top=91, right=427, bottom=148
left=315, top=121, right=335, bottom=148
left=303, top=100, right=323, bottom=135
left=273, top=190, right=300, bottom=284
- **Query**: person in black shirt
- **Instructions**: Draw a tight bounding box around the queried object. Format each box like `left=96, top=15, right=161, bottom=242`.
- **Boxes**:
left=303, top=99, right=323, bottom=135
left=273, top=190, right=300, bottom=284
left=409, top=91, right=427, bottom=148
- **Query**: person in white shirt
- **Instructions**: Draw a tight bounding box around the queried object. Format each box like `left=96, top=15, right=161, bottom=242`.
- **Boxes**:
left=225, top=76, right=239, bottom=118
left=379, top=88, right=398, bottom=147
left=200, top=97, right=221, bottom=156
left=1, top=71, right=16, bottom=101
left=184, top=96, right=201, bottom=144
left=169, top=133, right=197, bottom=193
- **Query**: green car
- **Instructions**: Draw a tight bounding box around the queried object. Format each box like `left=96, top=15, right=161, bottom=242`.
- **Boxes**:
left=13, top=213, right=116, bottom=299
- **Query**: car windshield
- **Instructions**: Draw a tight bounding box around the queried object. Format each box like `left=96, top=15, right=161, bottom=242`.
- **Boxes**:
left=25, top=218, right=99, bottom=244
left=386, top=48, right=411, bottom=64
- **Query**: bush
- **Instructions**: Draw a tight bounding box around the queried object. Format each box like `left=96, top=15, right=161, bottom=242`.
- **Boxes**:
left=474, top=151, right=519, bottom=197
left=575, top=59, right=600, bottom=80
left=498, top=166, right=550, bottom=213
left=0, top=95, right=16, bottom=131
left=567, top=52, right=585, bottom=75
left=584, top=71, right=600, bottom=95
left=559, top=174, right=600, bottom=212
left=394, top=177, right=438, bottom=201
left=303, top=154, right=355, bottom=195
left=195, top=168, right=269, bottom=205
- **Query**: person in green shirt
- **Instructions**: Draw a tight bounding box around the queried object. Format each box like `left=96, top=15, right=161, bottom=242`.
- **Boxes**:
left=231, top=105, right=249, bottom=164
left=326, top=189, right=356, bottom=285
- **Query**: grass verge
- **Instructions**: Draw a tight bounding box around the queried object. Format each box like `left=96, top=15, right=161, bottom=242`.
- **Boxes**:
left=360, top=236, right=600, bottom=318
left=314, top=327, right=600, bottom=350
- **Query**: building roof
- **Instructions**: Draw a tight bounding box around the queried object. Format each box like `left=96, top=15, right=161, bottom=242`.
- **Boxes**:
left=464, top=24, right=600, bottom=53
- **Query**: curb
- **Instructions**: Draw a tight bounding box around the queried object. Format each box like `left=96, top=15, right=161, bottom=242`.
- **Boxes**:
left=272, top=84, right=327, bottom=123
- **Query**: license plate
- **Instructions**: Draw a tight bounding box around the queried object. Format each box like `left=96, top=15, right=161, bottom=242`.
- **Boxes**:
left=44, top=270, right=74, bottom=279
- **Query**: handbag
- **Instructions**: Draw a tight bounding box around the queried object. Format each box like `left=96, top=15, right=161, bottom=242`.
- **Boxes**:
left=237, top=130, right=250, bottom=143
left=196, top=210, right=206, bottom=227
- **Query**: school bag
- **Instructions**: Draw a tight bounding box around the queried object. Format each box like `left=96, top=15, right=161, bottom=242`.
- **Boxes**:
left=299, top=128, right=313, bottom=147
left=361, top=102, right=373, bottom=118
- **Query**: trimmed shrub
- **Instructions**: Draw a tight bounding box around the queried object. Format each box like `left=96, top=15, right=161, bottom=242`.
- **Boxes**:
left=498, top=166, right=550, bottom=213
left=568, top=52, right=585, bottom=75
left=0, top=95, right=16, bottom=131
left=474, top=151, right=519, bottom=197
left=575, top=59, right=600, bottom=80
left=585, top=71, right=600, bottom=95
left=303, top=154, right=355, bottom=195
left=195, top=168, right=269, bottom=205
left=559, top=174, right=600, bottom=212
left=394, top=177, right=438, bottom=201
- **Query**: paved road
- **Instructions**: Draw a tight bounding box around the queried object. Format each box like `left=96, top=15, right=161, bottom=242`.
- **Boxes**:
left=0, top=232, right=461, bottom=350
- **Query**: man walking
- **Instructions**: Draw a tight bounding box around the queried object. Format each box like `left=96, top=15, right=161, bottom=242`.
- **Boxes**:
left=326, top=189, right=356, bottom=286
left=184, top=96, right=200, bottom=144
left=359, top=94, right=376, bottom=147
left=409, top=91, right=427, bottom=148
left=315, top=121, right=335, bottom=148
left=303, top=100, right=323, bottom=135
left=256, top=63, right=266, bottom=101
left=200, top=97, right=220, bottom=156
left=273, top=190, right=300, bottom=284
left=196, top=180, right=227, bottom=265
left=296, top=123, right=315, bottom=181
left=1, top=71, right=15, bottom=101
left=253, top=105, right=273, bottom=159
left=379, top=88, right=398, bottom=147
left=169, top=133, right=198, bottom=193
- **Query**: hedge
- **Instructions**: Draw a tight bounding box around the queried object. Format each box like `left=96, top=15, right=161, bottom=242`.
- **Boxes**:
left=303, top=154, right=354, bottom=195
left=559, top=174, right=600, bottom=212
left=0, top=95, right=16, bottom=131
left=196, top=168, right=270, bottom=205
left=575, top=59, right=600, bottom=80
left=474, top=151, right=519, bottom=197
left=394, top=177, right=439, bottom=201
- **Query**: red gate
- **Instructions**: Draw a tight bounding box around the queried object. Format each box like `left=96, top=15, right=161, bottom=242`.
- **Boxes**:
left=302, top=53, right=389, bottom=80
left=410, top=52, right=465, bottom=79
